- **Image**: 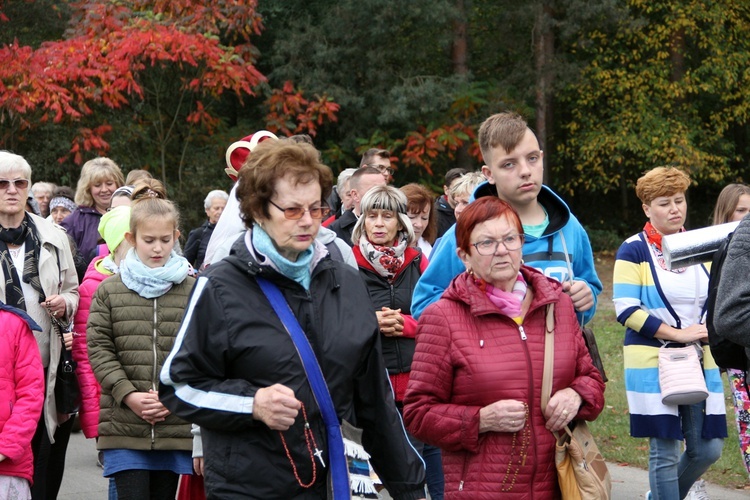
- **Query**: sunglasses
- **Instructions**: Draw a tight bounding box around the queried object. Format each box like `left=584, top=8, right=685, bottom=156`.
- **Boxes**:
left=0, top=179, right=30, bottom=190
left=269, top=200, right=331, bottom=220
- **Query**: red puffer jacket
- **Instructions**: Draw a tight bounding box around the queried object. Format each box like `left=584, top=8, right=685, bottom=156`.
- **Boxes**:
left=72, top=256, right=110, bottom=438
left=403, top=266, right=605, bottom=499
left=0, top=305, right=45, bottom=483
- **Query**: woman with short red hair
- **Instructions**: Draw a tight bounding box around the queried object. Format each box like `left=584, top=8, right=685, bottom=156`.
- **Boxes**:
left=403, top=197, right=605, bottom=499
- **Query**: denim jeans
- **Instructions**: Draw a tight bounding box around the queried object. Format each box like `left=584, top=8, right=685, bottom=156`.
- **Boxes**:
left=648, top=401, right=723, bottom=500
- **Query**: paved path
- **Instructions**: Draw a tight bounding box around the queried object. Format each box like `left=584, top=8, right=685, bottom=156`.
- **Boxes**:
left=60, top=430, right=749, bottom=499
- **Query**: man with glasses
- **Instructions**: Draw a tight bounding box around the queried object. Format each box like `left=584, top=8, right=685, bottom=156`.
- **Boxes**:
left=360, top=148, right=394, bottom=183
left=411, top=112, right=601, bottom=324
left=329, top=166, right=387, bottom=246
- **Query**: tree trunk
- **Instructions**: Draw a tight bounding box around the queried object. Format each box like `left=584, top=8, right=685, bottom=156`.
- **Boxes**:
left=620, top=174, right=629, bottom=223
left=452, top=0, right=472, bottom=170
left=452, top=0, right=469, bottom=76
left=534, top=1, right=554, bottom=185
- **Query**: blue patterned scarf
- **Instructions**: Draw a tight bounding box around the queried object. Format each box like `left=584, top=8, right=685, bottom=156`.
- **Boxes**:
left=120, top=248, right=189, bottom=299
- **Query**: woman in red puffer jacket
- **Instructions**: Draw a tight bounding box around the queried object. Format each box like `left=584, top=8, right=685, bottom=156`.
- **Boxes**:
left=403, top=198, right=605, bottom=499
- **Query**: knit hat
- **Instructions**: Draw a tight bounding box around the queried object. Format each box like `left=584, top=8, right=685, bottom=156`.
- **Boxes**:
left=98, top=205, right=131, bottom=253
left=224, top=130, right=278, bottom=181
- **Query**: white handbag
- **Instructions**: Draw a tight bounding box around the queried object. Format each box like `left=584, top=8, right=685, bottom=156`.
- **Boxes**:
left=658, top=266, right=708, bottom=406
left=658, top=343, right=708, bottom=406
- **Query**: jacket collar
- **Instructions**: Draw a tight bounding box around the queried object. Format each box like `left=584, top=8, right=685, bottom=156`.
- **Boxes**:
left=29, top=213, right=68, bottom=252
left=0, top=302, right=42, bottom=332
left=225, top=228, right=334, bottom=281
left=443, top=265, right=561, bottom=319
left=76, top=206, right=102, bottom=215
left=472, top=183, right=571, bottom=236
left=353, top=245, right=421, bottom=278
left=435, top=195, right=452, bottom=212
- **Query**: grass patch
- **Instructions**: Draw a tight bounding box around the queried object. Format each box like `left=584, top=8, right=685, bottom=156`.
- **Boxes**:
left=588, top=314, right=750, bottom=490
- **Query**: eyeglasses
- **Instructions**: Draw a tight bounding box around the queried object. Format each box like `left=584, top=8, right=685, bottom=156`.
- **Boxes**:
left=268, top=200, right=331, bottom=220
left=472, top=234, right=524, bottom=255
left=0, top=179, right=30, bottom=190
left=365, top=164, right=395, bottom=176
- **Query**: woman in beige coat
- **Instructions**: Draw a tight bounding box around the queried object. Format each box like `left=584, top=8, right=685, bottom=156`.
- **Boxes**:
left=0, top=151, right=79, bottom=500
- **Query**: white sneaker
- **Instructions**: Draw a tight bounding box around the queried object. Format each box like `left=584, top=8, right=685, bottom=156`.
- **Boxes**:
left=686, top=479, right=710, bottom=500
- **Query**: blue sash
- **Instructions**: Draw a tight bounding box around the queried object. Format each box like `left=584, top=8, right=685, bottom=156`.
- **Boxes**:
left=256, top=276, right=349, bottom=499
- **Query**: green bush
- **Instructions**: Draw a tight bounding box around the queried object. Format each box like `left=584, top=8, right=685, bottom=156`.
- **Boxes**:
left=586, top=228, right=623, bottom=254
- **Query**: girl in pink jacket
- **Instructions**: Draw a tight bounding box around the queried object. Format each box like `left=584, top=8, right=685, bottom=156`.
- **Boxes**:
left=0, top=304, right=45, bottom=499
left=73, top=205, right=131, bottom=438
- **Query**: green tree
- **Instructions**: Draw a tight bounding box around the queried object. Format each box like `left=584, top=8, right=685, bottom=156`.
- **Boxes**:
left=557, top=0, right=750, bottom=205
left=253, top=0, right=498, bottom=186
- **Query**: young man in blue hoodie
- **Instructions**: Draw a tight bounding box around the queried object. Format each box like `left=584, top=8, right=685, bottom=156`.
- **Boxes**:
left=411, top=112, right=602, bottom=323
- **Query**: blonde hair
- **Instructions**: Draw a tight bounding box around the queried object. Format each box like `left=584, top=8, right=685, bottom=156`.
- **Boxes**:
left=131, top=178, right=168, bottom=201
left=449, top=171, right=485, bottom=201
left=75, top=157, right=125, bottom=206
left=635, top=167, right=691, bottom=205
left=125, top=169, right=153, bottom=185
left=712, top=183, right=750, bottom=225
left=128, top=179, right=179, bottom=236
left=0, top=151, right=32, bottom=181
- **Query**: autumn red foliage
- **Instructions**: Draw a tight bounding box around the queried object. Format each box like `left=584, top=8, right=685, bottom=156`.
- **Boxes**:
left=264, top=81, right=341, bottom=138
left=1, top=1, right=276, bottom=164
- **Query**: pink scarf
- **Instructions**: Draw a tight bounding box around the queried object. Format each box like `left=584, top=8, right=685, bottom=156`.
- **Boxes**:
left=476, top=273, right=527, bottom=321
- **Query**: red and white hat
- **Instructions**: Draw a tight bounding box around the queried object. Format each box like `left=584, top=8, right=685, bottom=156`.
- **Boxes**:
left=224, top=130, right=279, bottom=181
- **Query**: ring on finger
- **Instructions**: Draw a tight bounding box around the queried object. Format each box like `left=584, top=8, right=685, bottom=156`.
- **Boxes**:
left=562, top=409, right=569, bottom=416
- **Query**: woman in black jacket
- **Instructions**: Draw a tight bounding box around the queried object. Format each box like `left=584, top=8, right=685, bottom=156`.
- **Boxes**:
left=351, top=186, right=444, bottom=499
left=351, top=186, right=424, bottom=406
left=159, top=138, right=425, bottom=499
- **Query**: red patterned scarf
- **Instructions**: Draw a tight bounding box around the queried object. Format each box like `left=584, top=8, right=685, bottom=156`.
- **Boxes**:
left=643, top=221, right=685, bottom=272
left=358, top=233, right=408, bottom=281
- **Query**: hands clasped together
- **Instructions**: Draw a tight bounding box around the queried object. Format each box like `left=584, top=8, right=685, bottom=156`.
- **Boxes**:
left=124, top=389, right=171, bottom=425
left=479, top=388, right=583, bottom=434
left=376, top=306, right=404, bottom=336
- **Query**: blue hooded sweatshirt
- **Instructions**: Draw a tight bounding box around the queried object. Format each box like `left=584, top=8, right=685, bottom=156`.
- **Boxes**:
left=411, top=182, right=602, bottom=324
